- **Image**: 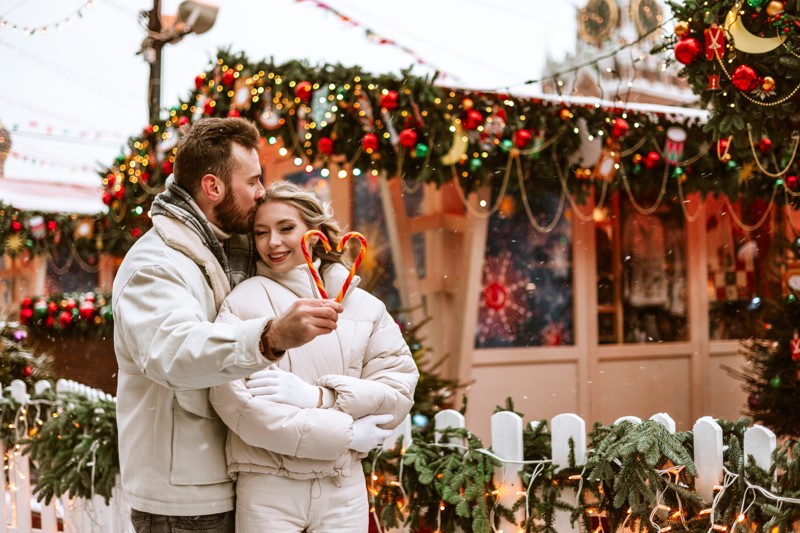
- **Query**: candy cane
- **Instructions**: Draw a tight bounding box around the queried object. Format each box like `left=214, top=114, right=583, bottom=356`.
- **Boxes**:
left=301, top=229, right=331, bottom=299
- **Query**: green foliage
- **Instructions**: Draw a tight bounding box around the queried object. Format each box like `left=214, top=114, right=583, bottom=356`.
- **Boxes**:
left=0, top=324, right=54, bottom=388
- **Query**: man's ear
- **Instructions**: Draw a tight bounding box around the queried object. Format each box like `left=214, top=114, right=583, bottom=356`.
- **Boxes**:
left=200, top=174, right=225, bottom=202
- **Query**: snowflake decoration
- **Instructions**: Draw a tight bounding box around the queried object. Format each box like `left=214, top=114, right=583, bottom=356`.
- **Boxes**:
left=477, top=251, right=532, bottom=344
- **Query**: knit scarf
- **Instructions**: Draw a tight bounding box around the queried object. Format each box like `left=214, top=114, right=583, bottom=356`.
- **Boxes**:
left=150, top=176, right=255, bottom=288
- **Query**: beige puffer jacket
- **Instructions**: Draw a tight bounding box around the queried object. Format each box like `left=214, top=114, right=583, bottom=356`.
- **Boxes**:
left=209, top=261, right=418, bottom=480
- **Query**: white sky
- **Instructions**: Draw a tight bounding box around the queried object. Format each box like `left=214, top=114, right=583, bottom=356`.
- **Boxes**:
left=0, top=0, right=578, bottom=188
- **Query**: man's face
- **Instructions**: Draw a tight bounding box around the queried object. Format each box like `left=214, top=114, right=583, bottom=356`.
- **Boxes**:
left=214, top=143, right=265, bottom=234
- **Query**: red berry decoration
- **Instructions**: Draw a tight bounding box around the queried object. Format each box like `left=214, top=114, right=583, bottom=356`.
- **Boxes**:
left=10, top=220, right=22, bottom=233
left=514, top=129, right=532, bottom=148
left=399, top=129, right=418, bottom=148
left=644, top=151, right=662, bottom=169
left=221, top=69, right=235, bottom=87
left=732, top=65, right=758, bottom=91
left=362, top=133, right=379, bottom=151
left=674, top=37, right=702, bottom=65
left=758, top=137, right=773, bottom=154
left=294, top=81, right=313, bottom=103
left=611, top=118, right=629, bottom=139
left=463, top=109, right=484, bottom=130
left=318, top=137, right=334, bottom=155
left=23, top=366, right=32, bottom=378
left=380, top=90, right=399, bottom=111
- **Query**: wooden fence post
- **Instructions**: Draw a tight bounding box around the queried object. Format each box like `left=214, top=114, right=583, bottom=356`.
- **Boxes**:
left=693, top=416, right=723, bottom=503
left=490, top=411, right=524, bottom=531
left=551, top=413, right=586, bottom=533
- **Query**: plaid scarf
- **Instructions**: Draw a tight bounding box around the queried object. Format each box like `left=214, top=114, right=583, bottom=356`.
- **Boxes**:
left=150, top=176, right=255, bottom=288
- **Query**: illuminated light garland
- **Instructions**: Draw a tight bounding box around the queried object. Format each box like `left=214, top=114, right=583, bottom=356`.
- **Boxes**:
left=0, top=1, right=94, bottom=36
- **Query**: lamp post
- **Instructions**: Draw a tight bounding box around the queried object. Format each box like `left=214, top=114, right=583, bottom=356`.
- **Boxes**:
left=139, top=0, right=219, bottom=123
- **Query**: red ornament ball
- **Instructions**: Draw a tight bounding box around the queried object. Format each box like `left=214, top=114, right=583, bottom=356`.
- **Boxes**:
left=64, top=298, right=76, bottom=311
left=221, top=69, right=235, bottom=87
left=514, top=129, right=532, bottom=148
left=318, top=137, right=334, bottom=155
left=362, top=133, right=379, bottom=152
left=732, top=65, right=758, bottom=92
left=162, top=160, right=173, bottom=176
left=203, top=99, right=216, bottom=116
left=644, top=151, right=662, bottom=169
left=45, top=316, right=54, bottom=329
left=194, top=75, right=205, bottom=89
left=399, top=129, right=418, bottom=148
left=113, top=186, right=125, bottom=200
left=19, top=308, right=33, bottom=324
left=787, top=175, right=799, bottom=190
left=178, top=116, right=190, bottom=127
left=21, top=297, right=31, bottom=308
left=463, top=109, right=484, bottom=130
left=58, top=310, right=72, bottom=328
left=23, top=366, right=33, bottom=378
left=380, top=90, right=399, bottom=111
left=674, top=37, right=702, bottom=65
left=10, top=220, right=22, bottom=233
left=227, top=109, right=241, bottom=118
left=102, top=192, right=112, bottom=205
left=758, top=137, right=773, bottom=154
left=611, top=118, right=629, bottom=139
left=46, top=220, right=57, bottom=233
left=141, top=172, right=151, bottom=184
left=132, top=227, right=143, bottom=239
left=294, top=81, right=313, bottom=103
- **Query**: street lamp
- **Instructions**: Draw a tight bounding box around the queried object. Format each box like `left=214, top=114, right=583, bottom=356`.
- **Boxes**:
left=138, top=0, right=219, bottom=123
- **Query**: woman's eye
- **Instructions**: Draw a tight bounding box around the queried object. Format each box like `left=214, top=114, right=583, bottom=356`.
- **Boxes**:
left=281, top=226, right=294, bottom=233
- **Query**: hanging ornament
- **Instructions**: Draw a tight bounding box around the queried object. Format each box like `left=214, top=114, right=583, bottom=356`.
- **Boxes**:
left=559, top=108, right=573, bottom=121
left=514, top=129, right=532, bottom=148
left=643, top=150, right=662, bottom=169
left=766, top=0, right=784, bottom=16
left=469, top=158, right=482, bottom=171
left=663, top=127, right=687, bottom=165
left=440, top=121, right=469, bottom=166
left=33, top=299, right=48, bottom=320
left=257, top=92, right=282, bottom=131
left=725, top=4, right=787, bottom=53
left=769, top=375, right=782, bottom=388
left=73, top=218, right=94, bottom=240
left=194, top=74, right=206, bottom=90
left=704, top=24, right=726, bottom=60
left=58, top=310, right=72, bottom=329
left=463, top=109, right=483, bottom=130
left=294, top=81, right=312, bottom=103
left=610, top=118, right=629, bottom=139
left=221, top=68, right=235, bottom=87
left=461, top=97, right=474, bottom=111
left=380, top=90, right=399, bottom=111
left=23, top=365, right=32, bottom=378
left=203, top=98, right=216, bottom=116
left=791, top=331, right=800, bottom=361
left=79, top=300, right=95, bottom=321
left=226, top=109, right=240, bottom=118
left=413, top=143, right=429, bottom=159
left=758, top=137, right=773, bottom=153
left=479, top=106, right=506, bottom=152
left=751, top=75, right=777, bottom=99
left=230, top=78, right=252, bottom=111
left=178, top=116, right=190, bottom=127
left=27, top=216, right=45, bottom=239
left=707, top=73, right=722, bottom=91
left=318, top=137, right=334, bottom=156
left=19, top=308, right=33, bottom=325
left=674, top=21, right=690, bottom=38
left=787, top=175, right=799, bottom=189
left=732, top=65, right=759, bottom=91
left=592, top=143, right=620, bottom=181
left=399, top=129, right=417, bottom=148
left=10, top=220, right=22, bottom=233
left=748, top=0, right=768, bottom=6
left=717, top=138, right=732, bottom=162
left=362, top=133, right=379, bottom=152
left=675, top=37, right=702, bottom=65
left=747, top=392, right=759, bottom=408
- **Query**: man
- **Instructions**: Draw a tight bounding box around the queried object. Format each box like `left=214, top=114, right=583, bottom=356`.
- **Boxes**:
left=113, top=117, right=342, bottom=532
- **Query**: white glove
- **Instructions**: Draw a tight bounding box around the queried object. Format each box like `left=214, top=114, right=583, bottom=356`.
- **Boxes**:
left=350, top=414, right=394, bottom=453
left=246, top=365, right=320, bottom=408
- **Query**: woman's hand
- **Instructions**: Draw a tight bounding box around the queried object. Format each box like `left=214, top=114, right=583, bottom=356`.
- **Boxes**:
left=246, top=365, right=321, bottom=408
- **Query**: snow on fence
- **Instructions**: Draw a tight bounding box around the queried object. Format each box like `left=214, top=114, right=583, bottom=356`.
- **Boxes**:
left=380, top=409, right=779, bottom=533
left=0, top=379, right=132, bottom=533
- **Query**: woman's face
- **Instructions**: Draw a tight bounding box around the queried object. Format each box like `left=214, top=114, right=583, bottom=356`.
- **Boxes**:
left=254, top=201, right=313, bottom=273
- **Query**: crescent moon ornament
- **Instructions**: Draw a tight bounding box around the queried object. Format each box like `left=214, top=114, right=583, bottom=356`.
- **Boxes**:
left=440, top=121, right=468, bottom=166
left=724, top=3, right=787, bottom=54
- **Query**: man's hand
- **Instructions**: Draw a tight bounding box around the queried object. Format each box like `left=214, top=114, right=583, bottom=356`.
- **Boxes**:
left=246, top=365, right=320, bottom=408
left=350, top=414, right=394, bottom=453
left=267, top=298, right=343, bottom=352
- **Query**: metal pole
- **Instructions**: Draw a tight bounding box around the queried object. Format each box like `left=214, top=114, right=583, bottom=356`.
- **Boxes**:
left=147, top=0, right=163, bottom=124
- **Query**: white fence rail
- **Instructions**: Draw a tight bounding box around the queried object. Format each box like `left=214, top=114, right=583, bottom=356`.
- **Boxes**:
left=1, top=379, right=132, bottom=533
left=380, top=409, right=778, bottom=533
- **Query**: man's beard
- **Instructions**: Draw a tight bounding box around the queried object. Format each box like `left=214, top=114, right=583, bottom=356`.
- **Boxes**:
left=214, top=188, right=255, bottom=234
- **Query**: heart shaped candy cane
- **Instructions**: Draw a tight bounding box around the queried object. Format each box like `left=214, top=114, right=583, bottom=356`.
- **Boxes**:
left=301, top=229, right=331, bottom=299
left=335, top=232, right=368, bottom=303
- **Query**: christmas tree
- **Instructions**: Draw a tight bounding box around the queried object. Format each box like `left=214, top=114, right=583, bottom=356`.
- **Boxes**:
left=730, top=234, right=800, bottom=438
left=0, top=323, right=54, bottom=387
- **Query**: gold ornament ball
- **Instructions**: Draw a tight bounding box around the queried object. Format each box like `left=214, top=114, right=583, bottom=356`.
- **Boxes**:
left=632, top=153, right=643, bottom=164
left=674, top=21, right=690, bottom=38
left=762, top=76, right=775, bottom=92
left=462, top=98, right=474, bottom=111
left=766, top=1, right=784, bottom=16
left=560, top=109, right=574, bottom=121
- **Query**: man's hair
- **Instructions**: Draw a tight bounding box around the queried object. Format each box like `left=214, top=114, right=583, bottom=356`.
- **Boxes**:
left=173, top=117, right=261, bottom=196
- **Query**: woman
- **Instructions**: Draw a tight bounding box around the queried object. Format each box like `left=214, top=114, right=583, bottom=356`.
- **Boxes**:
left=210, top=181, right=418, bottom=532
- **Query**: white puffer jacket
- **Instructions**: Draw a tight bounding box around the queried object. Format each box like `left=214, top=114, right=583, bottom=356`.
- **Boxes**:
left=209, top=261, right=418, bottom=480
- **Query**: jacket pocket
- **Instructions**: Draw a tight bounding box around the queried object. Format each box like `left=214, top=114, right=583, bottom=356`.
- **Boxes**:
left=170, top=390, right=230, bottom=486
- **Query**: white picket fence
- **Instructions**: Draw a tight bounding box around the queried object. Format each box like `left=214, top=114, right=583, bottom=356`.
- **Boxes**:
left=1, top=377, right=779, bottom=533
left=1, top=379, right=132, bottom=533
left=380, top=409, right=779, bottom=533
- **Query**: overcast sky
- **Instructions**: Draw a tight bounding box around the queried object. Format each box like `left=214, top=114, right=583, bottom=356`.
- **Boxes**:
left=0, top=0, right=578, bottom=187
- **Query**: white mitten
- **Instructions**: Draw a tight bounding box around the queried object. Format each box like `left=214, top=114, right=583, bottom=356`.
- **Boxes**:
left=246, top=365, right=320, bottom=408
left=350, top=414, right=393, bottom=453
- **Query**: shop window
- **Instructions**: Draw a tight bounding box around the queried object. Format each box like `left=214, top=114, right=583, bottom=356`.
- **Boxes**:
left=596, top=196, right=688, bottom=344
left=475, top=192, right=574, bottom=348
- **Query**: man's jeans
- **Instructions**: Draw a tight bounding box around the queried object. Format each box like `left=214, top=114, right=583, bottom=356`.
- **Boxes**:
left=130, top=509, right=234, bottom=532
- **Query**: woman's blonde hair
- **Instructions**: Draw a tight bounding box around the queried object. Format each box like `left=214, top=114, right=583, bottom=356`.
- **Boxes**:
left=261, top=181, right=353, bottom=269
